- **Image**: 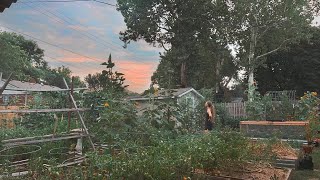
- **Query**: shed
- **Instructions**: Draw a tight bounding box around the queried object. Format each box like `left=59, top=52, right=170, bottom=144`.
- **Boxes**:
left=128, top=87, right=204, bottom=115
left=0, top=79, right=61, bottom=106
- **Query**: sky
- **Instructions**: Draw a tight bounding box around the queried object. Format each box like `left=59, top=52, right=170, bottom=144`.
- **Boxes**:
left=0, top=0, right=162, bottom=93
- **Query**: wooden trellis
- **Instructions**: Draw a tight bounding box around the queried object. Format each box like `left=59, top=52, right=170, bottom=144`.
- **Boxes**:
left=0, top=78, right=95, bottom=150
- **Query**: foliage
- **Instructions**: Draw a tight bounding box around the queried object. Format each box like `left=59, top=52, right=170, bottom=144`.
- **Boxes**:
left=296, top=92, right=320, bottom=121
left=245, top=84, right=272, bottom=120
left=0, top=34, right=30, bottom=80
left=296, top=92, right=320, bottom=142
left=0, top=31, right=85, bottom=87
left=117, top=0, right=238, bottom=89
left=20, top=130, right=253, bottom=179
left=255, top=27, right=320, bottom=96
left=85, top=54, right=127, bottom=92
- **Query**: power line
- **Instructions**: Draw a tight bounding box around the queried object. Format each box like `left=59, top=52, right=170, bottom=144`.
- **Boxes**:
left=22, top=1, right=157, bottom=62
left=17, top=0, right=117, bottom=7
left=92, top=0, right=116, bottom=6
left=1, top=25, right=156, bottom=76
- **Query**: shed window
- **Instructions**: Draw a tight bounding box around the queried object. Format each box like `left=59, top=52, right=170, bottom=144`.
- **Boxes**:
left=186, top=97, right=195, bottom=109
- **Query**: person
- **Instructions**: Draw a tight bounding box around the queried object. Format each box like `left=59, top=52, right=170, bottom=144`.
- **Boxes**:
left=204, top=101, right=215, bottom=131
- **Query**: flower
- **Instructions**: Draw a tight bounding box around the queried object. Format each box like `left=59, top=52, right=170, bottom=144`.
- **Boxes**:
left=104, top=102, right=109, bottom=107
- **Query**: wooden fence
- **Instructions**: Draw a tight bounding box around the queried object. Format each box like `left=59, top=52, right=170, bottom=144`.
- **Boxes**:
left=217, top=101, right=298, bottom=119
left=0, top=106, right=19, bottom=128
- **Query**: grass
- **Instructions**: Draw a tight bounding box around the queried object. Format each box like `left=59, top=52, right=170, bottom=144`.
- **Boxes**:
left=291, top=147, right=320, bottom=180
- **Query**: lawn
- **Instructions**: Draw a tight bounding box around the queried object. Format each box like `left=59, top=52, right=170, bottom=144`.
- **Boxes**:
left=291, top=147, right=320, bottom=180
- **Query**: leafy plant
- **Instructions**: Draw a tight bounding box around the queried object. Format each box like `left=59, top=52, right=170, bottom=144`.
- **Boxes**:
left=245, top=84, right=272, bottom=120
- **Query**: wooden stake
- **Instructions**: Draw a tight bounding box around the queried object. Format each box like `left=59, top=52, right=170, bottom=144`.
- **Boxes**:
left=0, top=73, right=13, bottom=95
left=63, top=78, right=95, bottom=151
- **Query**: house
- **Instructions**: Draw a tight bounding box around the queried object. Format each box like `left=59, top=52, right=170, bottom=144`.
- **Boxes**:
left=128, top=87, right=204, bottom=115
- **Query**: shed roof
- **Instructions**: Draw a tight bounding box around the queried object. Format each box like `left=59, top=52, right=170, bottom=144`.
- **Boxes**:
left=0, top=79, right=61, bottom=95
left=129, top=87, right=204, bottom=101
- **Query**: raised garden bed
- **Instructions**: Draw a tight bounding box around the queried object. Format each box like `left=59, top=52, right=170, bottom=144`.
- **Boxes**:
left=193, top=163, right=292, bottom=180
left=240, top=121, right=308, bottom=139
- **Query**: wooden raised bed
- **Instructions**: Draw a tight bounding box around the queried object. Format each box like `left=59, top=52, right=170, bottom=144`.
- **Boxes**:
left=240, top=121, right=308, bottom=140
left=192, top=163, right=293, bottom=180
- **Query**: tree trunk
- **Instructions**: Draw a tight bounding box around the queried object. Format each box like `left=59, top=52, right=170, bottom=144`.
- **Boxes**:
left=215, top=58, right=225, bottom=93
left=248, top=27, right=257, bottom=101
left=180, top=62, right=187, bottom=88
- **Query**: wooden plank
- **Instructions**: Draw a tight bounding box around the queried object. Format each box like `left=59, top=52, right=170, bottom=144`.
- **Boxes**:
left=2, top=133, right=84, bottom=143
left=0, top=108, right=90, bottom=113
left=3, top=134, right=88, bottom=147
left=240, top=121, right=309, bottom=126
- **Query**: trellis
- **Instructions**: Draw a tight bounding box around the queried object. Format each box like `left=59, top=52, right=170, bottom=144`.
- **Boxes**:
left=265, top=90, right=296, bottom=101
left=0, top=78, right=95, bottom=150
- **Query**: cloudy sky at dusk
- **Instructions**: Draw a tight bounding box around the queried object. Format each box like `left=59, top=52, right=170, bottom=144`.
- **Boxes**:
left=0, top=0, right=162, bottom=93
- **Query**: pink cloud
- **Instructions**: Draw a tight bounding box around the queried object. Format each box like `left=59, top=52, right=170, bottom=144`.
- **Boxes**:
left=70, top=60, right=158, bottom=93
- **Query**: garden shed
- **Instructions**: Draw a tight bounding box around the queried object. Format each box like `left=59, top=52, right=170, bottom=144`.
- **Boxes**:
left=0, top=79, right=61, bottom=128
left=0, top=79, right=61, bottom=106
left=128, top=87, right=204, bottom=114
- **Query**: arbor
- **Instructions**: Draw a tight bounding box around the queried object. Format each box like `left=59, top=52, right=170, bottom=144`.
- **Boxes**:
left=255, top=27, right=320, bottom=96
left=85, top=54, right=127, bottom=92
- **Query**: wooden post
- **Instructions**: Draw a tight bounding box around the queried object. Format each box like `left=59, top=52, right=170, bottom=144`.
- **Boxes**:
left=0, top=73, right=13, bottom=96
left=68, top=77, right=74, bottom=131
left=63, top=78, right=95, bottom=151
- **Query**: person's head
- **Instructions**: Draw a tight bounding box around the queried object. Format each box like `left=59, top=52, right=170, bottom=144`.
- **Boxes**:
left=205, top=101, right=213, bottom=108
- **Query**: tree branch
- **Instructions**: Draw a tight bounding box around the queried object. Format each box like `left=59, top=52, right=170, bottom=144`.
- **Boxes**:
left=160, top=41, right=169, bottom=51
left=255, top=39, right=289, bottom=60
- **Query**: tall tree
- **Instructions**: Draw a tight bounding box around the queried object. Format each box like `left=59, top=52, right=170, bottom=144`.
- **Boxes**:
left=117, top=0, right=319, bottom=97
left=255, top=27, right=320, bottom=96
left=117, top=0, right=233, bottom=88
left=0, top=31, right=47, bottom=68
left=222, top=0, right=318, bottom=99
left=0, top=36, right=29, bottom=79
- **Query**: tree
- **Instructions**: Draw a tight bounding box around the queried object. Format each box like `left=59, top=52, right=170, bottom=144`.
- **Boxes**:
left=0, top=31, right=85, bottom=88
left=117, top=0, right=319, bottom=98
left=255, top=27, right=320, bottom=96
left=117, top=0, right=234, bottom=88
left=222, top=0, right=318, bottom=99
left=0, top=36, right=29, bottom=79
left=85, top=54, right=127, bottom=92
left=0, top=31, right=47, bottom=68
left=44, top=66, right=85, bottom=88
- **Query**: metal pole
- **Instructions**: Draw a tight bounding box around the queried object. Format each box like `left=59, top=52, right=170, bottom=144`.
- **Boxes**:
left=63, top=78, right=95, bottom=151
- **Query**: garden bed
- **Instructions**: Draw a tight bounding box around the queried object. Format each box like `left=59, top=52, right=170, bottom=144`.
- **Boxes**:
left=240, top=121, right=308, bottom=140
left=193, top=163, right=292, bottom=180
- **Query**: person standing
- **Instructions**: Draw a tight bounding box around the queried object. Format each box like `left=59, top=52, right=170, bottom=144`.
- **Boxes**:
left=204, top=101, right=216, bottom=132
